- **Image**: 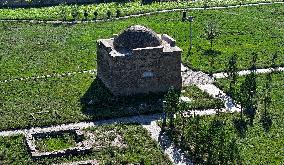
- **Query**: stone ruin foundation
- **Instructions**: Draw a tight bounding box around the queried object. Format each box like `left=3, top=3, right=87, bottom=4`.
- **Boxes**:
left=25, top=129, right=95, bottom=159
left=25, top=127, right=127, bottom=160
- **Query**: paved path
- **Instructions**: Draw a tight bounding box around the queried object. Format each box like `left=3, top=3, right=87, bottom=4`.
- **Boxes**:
left=0, top=113, right=160, bottom=137
left=181, top=64, right=213, bottom=85
left=0, top=2, right=282, bottom=24
left=197, top=84, right=240, bottom=113
left=182, top=64, right=241, bottom=114
left=0, top=69, right=96, bottom=84
left=213, top=67, right=284, bottom=79
left=143, top=121, right=193, bottom=165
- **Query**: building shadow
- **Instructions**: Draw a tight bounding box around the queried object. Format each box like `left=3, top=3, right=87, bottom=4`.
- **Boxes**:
left=80, top=77, right=164, bottom=121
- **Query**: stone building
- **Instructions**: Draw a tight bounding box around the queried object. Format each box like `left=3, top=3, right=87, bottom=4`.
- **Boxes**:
left=97, top=25, right=182, bottom=96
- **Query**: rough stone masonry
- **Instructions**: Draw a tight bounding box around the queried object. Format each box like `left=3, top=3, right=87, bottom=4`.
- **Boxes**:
left=97, top=25, right=182, bottom=96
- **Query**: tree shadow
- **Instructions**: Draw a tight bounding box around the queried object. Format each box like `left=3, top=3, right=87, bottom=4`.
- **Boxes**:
left=206, top=120, right=242, bottom=164
left=203, top=49, right=221, bottom=57
left=203, top=49, right=222, bottom=75
left=260, top=115, right=273, bottom=132
left=233, top=118, right=248, bottom=138
left=80, top=77, right=164, bottom=121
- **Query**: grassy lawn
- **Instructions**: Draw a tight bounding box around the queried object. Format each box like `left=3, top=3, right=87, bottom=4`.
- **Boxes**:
left=0, top=22, right=100, bottom=80
left=35, top=133, right=77, bottom=152
left=0, top=72, right=160, bottom=130
left=0, top=124, right=172, bottom=164
left=163, top=72, right=284, bottom=164
left=0, top=70, right=220, bottom=130
left=0, top=74, right=91, bottom=130
left=181, top=85, right=224, bottom=110
left=216, top=72, right=284, bottom=164
left=1, top=4, right=283, bottom=81
left=0, top=0, right=280, bottom=21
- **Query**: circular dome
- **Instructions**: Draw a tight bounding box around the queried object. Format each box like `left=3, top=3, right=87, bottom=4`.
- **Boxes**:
left=113, top=25, right=162, bottom=50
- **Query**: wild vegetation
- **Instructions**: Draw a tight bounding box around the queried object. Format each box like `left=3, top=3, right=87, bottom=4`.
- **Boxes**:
left=0, top=0, right=281, bottom=21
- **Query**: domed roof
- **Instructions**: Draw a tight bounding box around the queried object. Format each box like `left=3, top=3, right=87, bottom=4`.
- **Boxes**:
left=113, top=25, right=162, bottom=50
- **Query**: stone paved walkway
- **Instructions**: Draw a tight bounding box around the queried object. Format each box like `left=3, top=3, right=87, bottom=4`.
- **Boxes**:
left=0, top=69, right=96, bottom=84
left=143, top=121, right=193, bottom=165
left=213, top=67, right=284, bottom=79
left=181, top=64, right=213, bottom=85
left=182, top=64, right=241, bottom=114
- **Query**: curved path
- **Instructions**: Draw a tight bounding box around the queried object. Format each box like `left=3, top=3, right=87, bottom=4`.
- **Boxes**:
left=0, top=69, right=96, bottom=84
left=213, top=67, right=284, bottom=79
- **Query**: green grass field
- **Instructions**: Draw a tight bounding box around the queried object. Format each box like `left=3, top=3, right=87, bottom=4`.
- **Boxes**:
left=165, top=72, right=284, bottom=164
left=36, top=133, right=77, bottom=152
left=0, top=124, right=172, bottom=165
left=217, top=72, right=284, bottom=164
left=182, top=85, right=224, bottom=110
left=0, top=72, right=219, bottom=130
left=0, top=4, right=283, bottom=81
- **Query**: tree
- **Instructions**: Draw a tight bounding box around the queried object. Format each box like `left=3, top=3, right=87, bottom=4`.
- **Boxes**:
left=271, top=52, right=278, bottom=69
left=178, top=100, right=188, bottom=146
left=107, top=10, right=112, bottom=19
left=260, top=73, right=273, bottom=131
left=250, top=52, right=257, bottom=71
left=203, top=0, right=212, bottom=8
left=58, top=4, right=67, bottom=21
left=164, top=87, right=180, bottom=129
left=83, top=10, right=88, bottom=21
left=227, top=54, right=238, bottom=98
left=243, top=53, right=258, bottom=125
left=215, top=92, right=224, bottom=115
left=71, top=5, right=78, bottom=21
left=204, top=19, right=220, bottom=50
left=237, top=80, right=248, bottom=120
left=0, top=148, right=6, bottom=165
left=93, top=11, right=98, bottom=21
left=239, top=73, right=257, bottom=123
left=263, top=73, right=272, bottom=117
left=116, top=9, right=121, bottom=18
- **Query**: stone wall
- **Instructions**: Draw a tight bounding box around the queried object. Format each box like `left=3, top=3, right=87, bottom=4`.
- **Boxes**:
left=97, top=34, right=182, bottom=96
left=97, top=40, right=113, bottom=90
